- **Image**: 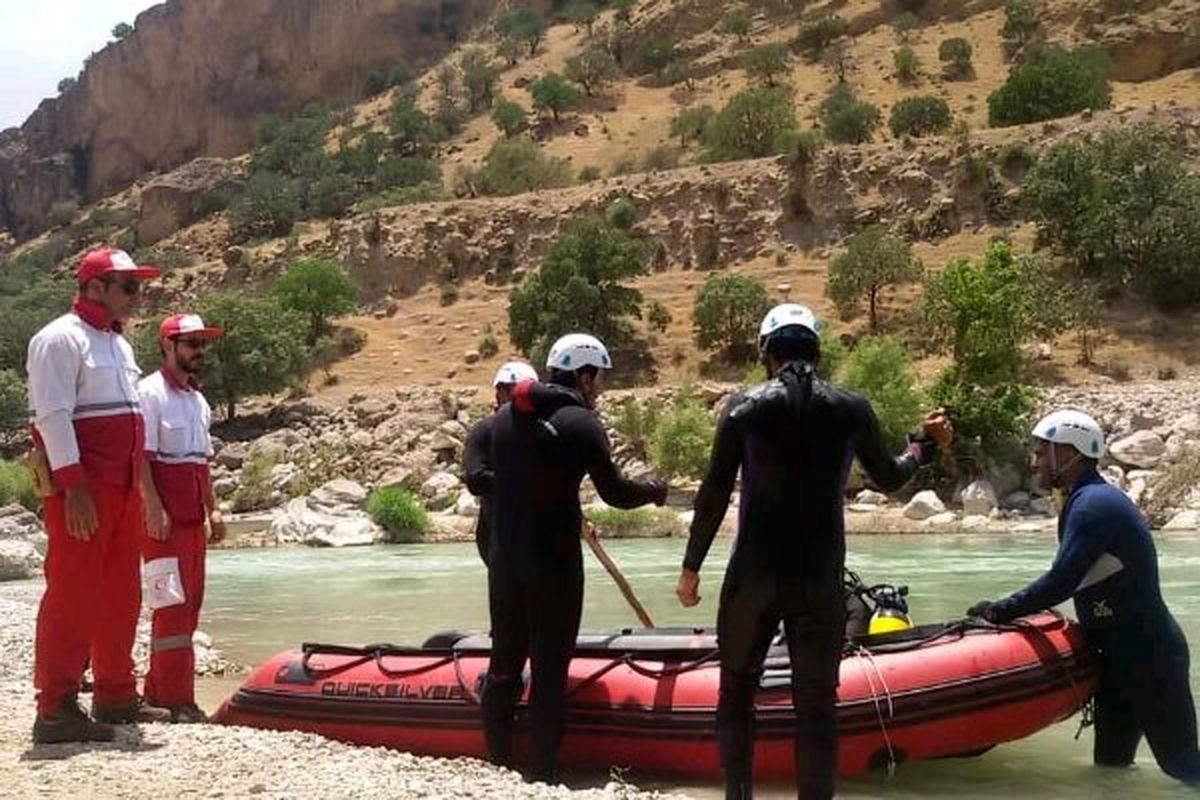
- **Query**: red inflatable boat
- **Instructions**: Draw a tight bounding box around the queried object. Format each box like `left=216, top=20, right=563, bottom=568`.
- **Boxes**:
left=214, top=613, right=1097, bottom=779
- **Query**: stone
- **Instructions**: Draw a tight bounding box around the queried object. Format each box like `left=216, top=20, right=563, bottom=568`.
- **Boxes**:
left=1001, top=491, right=1031, bottom=511
left=309, top=479, right=368, bottom=509
left=903, top=490, right=946, bottom=520
left=454, top=491, right=479, bottom=518
left=306, top=517, right=380, bottom=547
left=1109, top=430, right=1167, bottom=469
left=269, top=497, right=382, bottom=547
left=213, top=477, right=238, bottom=499
left=136, top=157, right=240, bottom=245
left=923, top=511, right=959, bottom=527
left=0, top=538, right=42, bottom=581
left=1100, top=465, right=1127, bottom=490
left=463, top=350, right=480, bottom=365
left=349, top=430, right=374, bottom=449
left=854, top=489, right=888, bottom=506
left=1029, top=496, right=1053, bottom=516
left=1164, top=510, right=1200, bottom=530
left=249, top=430, right=300, bottom=464
left=961, top=514, right=991, bottom=531
left=216, top=442, right=248, bottom=470
left=960, top=479, right=997, bottom=517
left=421, top=471, right=463, bottom=510
left=269, top=462, right=298, bottom=492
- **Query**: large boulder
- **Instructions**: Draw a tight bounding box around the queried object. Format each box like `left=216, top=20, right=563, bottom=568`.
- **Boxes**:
left=1163, top=510, right=1200, bottom=531
left=0, top=505, right=47, bottom=558
left=310, top=479, right=368, bottom=509
left=903, top=490, right=946, bottom=521
left=0, top=539, right=42, bottom=580
left=269, top=497, right=382, bottom=547
left=960, top=479, right=997, bottom=517
left=1109, top=431, right=1167, bottom=469
left=421, top=471, right=463, bottom=511
left=136, top=157, right=240, bottom=246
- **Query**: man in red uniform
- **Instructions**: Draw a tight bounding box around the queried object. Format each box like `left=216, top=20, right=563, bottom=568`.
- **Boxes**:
left=26, top=248, right=171, bottom=744
left=138, top=314, right=225, bottom=723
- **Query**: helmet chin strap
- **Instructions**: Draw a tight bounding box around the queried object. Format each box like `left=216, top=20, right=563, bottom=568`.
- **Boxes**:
left=1048, top=445, right=1082, bottom=488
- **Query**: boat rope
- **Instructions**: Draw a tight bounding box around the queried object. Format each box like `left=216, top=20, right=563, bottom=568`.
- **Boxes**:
left=373, top=652, right=455, bottom=680
left=452, top=651, right=482, bottom=705
left=854, top=645, right=897, bottom=776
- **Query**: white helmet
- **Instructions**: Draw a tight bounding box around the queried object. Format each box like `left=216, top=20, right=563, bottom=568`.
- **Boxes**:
left=492, top=361, right=538, bottom=387
left=1031, top=410, right=1105, bottom=460
left=758, top=303, right=820, bottom=347
left=546, top=333, right=612, bottom=372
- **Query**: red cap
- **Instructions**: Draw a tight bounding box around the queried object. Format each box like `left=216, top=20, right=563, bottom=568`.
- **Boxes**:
left=76, top=248, right=161, bottom=284
left=160, top=313, right=223, bottom=340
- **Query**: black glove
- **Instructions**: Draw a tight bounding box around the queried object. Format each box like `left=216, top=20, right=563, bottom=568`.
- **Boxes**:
left=906, top=429, right=937, bottom=466
left=966, top=600, right=995, bottom=620
left=647, top=479, right=669, bottom=506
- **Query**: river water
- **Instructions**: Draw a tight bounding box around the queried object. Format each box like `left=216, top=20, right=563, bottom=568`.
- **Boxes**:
left=200, top=533, right=1200, bottom=798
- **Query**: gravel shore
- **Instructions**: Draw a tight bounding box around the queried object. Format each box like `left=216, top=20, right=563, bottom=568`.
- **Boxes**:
left=0, top=581, right=683, bottom=800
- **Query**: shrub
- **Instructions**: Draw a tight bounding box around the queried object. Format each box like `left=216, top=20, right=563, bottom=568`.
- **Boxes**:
left=508, top=217, right=649, bottom=364
left=112, top=22, right=133, bottom=40
left=473, top=138, right=573, bottom=196
left=566, top=0, right=600, bottom=36
left=491, top=100, right=529, bottom=138
left=820, top=83, right=881, bottom=145
left=365, top=61, right=413, bottom=95
left=0, top=460, right=37, bottom=511
left=987, top=47, right=1111, bottom=127
left=670, top=105, right=716, bottom=148
left=939, top=37, right=974, bottom=80
left=375, top=156, right=440, bottom=191
left=231, top=454, right=276, bottom=512
left=0, top=369, right=25, bottom=433
left=651, top=394, right=715, bottom=479
left=742, top=43, right=791, bottom=88
left=889, top=95, right=951, bottom=137
left=692, top=272, right=771, bottom=359
left=478, top=330, right=500, bottom=358
left=388, top=98, right=436, bottom=157
left=720, top=13, right=752, bottom=43
left=564, top=47, right=619, bottom=97
left=891, top=12, right=922, bottom=40
left=57, top=77, right=77, bottom=94
left=999, top=142, right=1037, bottom=178
left=609, top=397, right=662, bottom=460
left=826, top=226, right=922, bottom=331
left=272, top=258, right=358, bottom=345
left=367, top=487, right=430, bottom=542
left=584, top=506, right=681, bottom=537
left=1022, top=123, right=1200, bottom=308
left=636, top=39, right=677, bottom=78
left=606, top=195, right=637, bottom=229
left=308, top=173, right=358, bottom=218
left=839, top=337, right=925, bottom=449
left=578, top=165, right=603, bottom=182
left=701, top=87, right=798, bottom=162
left=497, top=7, right=546, bottom=57
left=641, top=145, right=679, bottom=172
left=1001, top=0, right=1039, bottom=51
left=1144, top=450, right=1200, bottom=528
left=353, top=182, right=446, bottom=212
left=893, top=46, right=921, bottom=85
left=663, top=59, right=697, bottom=91
left=529, top=72, right=582, bottom=122
left=251, top=106, right=331, bottom=177
left=794, top=12, right=847, bottom=61
left=48, top=200, right=79, bottom=228
left=647, top=300, right=672, bottom=333
left=229, top=171, right=299, bottom=241
left=459, top=47, right=500, bottom=112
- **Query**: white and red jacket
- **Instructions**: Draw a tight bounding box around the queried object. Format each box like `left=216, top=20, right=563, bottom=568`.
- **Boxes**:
left=139, top=369, right=214, bottom=524
left=26, top=298, right=145, bottom=490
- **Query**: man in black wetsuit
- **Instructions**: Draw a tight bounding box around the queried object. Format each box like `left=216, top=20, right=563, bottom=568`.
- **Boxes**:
left=968, top=409, right=1200, bottom=787
left=675, top=303, right=952, bottom=800
left=464, top=361, right=539, bottom=564
left=482, top=332, right=668, bottom=783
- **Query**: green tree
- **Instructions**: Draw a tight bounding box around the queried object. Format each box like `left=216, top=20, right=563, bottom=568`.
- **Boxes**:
left=491, top=100, right=529, bottom=138
left=529, top=72, right=581, bottom=122
left=229, top=171, right=300, bottom=241
left=387, top=98, right=435, bottom=156
left=826, top=226, right=922, bottom=332
left=112, top=22, right=133, bottom=40
left=250, top=106, right=331, bottom=178
left=939, top=37, right=974, bottom=80
left=893, top=46, right=921, bottom=85
left=647, top=300, right=672, bottom=333
left=497, top=35, right=522, bottom=67
left=819, top=82, right=881, bottom=144
left=57, top=77, right=77, bottom=94
left=701, top=87, right=798, bottom=162
left=670, top=105, right=716, bottom=147
left=1023, top=124, right=1200, bottom=308
left=840, top=337, right=925, bottom=449
left=720, top=13, right=752, bottom=44
left=1001, top=0, right=1039, bottom=51
left=692, top=273, right=771, bottom=359
left=889, top=95, right=952, bottom=137
left=508, top=218, right=649, bottom=364
left=0, top=369, right=25, bottom=433
left=742, top=43, right=791, bottom=88
left=651, top=394, right=715, bottom=479
left=564, top=47, right=619, bottom=97
left=196, top=293, right=309, bottom=420
left=498, top=7, right=546, bottom=57
left=637, top=39, right=676, bottom=79
left=459, top=47, right=500, bottom=112
left=794, top=12, right=846, bottom=61
left=473, top=138, right=573, bottom=196
left=272, top=258, right=358, bottom=345
left=987, top=46, right=1112, bottom=127
left=566, top=0, right=600, bottom=37
left=307, top=173, right=358, bottom=218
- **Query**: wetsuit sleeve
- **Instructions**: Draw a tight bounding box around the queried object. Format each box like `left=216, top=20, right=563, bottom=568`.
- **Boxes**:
left=578, top=411, right=662, bottom=509
left=27, top=325, right=85, bottom=488
left=683, top=401, right=742, bottom=573
left=848, top=395, right=926, bottom=493
left=988, top=501, right=1113, bottom=622
left=464, top=416, right=494, bottom=497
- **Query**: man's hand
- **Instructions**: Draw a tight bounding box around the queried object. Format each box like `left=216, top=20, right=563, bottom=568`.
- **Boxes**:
left=921, top=408, right=954, bottom=451
left=581, top=520, right=598, bottom=542
left=208, top=509, right=226, bottom=544
left=144, top=495, right=171, bottom=542
left=676, top=569, right=701, bottom=608
left=966, top=600, right=995, bottom=621
left=648, top=479, right=669, bottom=507
left=64, top=485, right=99, bottom=541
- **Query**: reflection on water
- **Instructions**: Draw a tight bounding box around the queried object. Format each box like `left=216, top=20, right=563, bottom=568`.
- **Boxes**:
left=201, top=532, right=1200, bottom=799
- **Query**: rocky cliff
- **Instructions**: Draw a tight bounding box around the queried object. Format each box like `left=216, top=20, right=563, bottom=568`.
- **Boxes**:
left=0, top=0, right=497, bottom=239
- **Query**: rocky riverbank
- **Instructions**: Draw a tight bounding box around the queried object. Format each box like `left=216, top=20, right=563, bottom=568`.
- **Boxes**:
left=0, top=580, right=680, bottom=800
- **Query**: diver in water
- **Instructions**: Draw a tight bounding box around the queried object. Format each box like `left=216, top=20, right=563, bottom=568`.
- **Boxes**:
left=968, top=409, right=1200, bottom=787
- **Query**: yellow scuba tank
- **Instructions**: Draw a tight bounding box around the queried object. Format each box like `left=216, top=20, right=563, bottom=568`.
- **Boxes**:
left=867, top=584, right=914, bottom=634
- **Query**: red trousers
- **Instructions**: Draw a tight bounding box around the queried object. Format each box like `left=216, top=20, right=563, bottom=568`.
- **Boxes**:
left=35, top=482, right=142, bottom=715
left=142, top=522, right=206, bottom=706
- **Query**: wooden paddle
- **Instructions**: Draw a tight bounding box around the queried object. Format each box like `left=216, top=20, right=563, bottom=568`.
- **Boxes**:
left=582, top=521, right=656, bottom=628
